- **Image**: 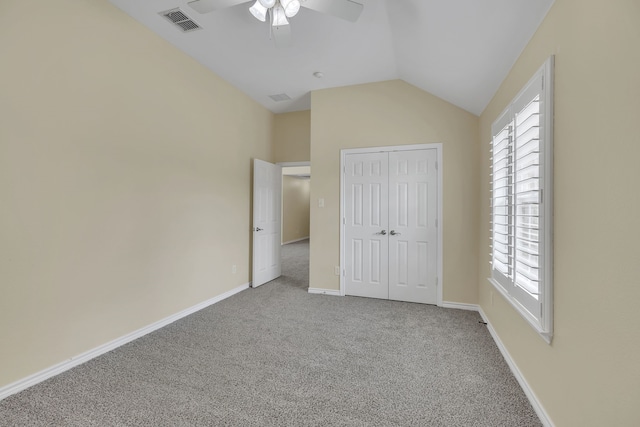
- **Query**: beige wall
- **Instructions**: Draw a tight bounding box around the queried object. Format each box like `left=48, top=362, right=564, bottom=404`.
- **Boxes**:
left=310, top=80, right=479, bottom=303
left=0, top=0, right=273, bottom=389
left=282, top=176, right=310, bottom=244
left=478, top=0, right=640, bottom=425
left=273, top=110, right=311, bottom=162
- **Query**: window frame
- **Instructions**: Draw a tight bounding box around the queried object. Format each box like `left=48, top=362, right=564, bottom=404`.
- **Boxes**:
left=489, top=56, right=554, bottom=343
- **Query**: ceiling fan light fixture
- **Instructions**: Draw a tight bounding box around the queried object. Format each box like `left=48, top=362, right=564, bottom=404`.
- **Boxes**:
left=281, top=0, right=301, bottom=18
left=272, top=3, right=289, bottom=27
left=249, top=0, right=268, bottom=22
left=258, top=0, right=276, bottom=8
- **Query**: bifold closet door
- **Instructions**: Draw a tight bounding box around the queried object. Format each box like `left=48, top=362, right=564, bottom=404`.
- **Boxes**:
left=344, top=149, right=438, bottom=305
left=344, top=152, right=389, bottom=299
left=388, top=150, right=438, bottom=304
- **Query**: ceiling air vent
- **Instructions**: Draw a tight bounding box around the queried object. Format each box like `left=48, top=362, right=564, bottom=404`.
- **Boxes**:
left=269, top=93, right=292, bottom=102
left=161, top=9, right=201, bottom=32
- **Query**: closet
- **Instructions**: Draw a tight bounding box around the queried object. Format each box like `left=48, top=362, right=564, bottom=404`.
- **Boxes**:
left=342, top=147, right=439, bottom=304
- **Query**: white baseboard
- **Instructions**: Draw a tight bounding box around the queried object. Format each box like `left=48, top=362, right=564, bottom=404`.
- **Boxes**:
left=282, top=237, right=310, bottom=245
left=307, top=287, right=341, bottom=296
left=0, top=282, right=249, bottom=401
left=440, top=301, right=480, bottom=311
left=478, top=307, right=554, bottom=427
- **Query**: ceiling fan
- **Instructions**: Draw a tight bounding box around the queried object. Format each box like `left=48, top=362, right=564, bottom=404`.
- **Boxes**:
left=187, top=0, right=364, bottom=47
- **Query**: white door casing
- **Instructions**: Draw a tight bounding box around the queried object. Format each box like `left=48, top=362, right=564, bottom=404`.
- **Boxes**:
left=252, top=159, right=282, bottom=287
left=388, top=150, right=438, bottom=304
left=340, top=144, right=442, bottom=305
left=344, top=152, right=389, bottom=300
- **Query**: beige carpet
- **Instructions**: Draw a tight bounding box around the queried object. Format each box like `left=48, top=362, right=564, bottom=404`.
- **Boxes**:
left=0, top=239, right=541, bottom=426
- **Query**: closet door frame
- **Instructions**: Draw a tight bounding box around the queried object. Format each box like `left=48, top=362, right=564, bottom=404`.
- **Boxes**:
left=339, top=143, right=443, bottom=306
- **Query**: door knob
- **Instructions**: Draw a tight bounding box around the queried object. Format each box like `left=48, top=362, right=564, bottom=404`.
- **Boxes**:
left=390, top=230, right=401, bottom=236
left=378, top=230, right=387, bottom=235
left=255, top=227, right=263, bottom=232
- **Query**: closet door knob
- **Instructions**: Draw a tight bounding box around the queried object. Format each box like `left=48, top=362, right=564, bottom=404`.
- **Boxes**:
left=390, top=230, right=401, bottom=236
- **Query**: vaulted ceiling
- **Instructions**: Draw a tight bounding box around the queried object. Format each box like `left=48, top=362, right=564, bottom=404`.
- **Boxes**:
left=109, top=0, right=555, bottom=115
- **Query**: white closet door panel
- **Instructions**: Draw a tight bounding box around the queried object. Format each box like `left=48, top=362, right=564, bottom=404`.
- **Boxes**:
left=344, top=152, right=389, bottom=300
left=388, top=149, right=438, bottom=304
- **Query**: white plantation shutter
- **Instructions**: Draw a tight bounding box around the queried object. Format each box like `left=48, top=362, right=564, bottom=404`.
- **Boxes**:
left=514, top=93, right=541, bottom=300
left=490, top=113, right=514, bottom=288
left=489, top=57, right=553, bottom=342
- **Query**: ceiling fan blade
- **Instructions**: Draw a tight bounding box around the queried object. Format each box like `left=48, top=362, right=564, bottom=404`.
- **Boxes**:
left=272, top=24, right=293, bottom=48
left=300, top=0, right=363, bottom=22
left=187, top=0, right=248, bottom=14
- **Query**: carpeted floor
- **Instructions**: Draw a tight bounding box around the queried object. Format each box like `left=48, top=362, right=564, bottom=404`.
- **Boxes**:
left=0, top=239, right=541, bottom=426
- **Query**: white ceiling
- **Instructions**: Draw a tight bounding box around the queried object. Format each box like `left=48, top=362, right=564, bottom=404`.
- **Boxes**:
left=109, top=0, right=554, bottom=116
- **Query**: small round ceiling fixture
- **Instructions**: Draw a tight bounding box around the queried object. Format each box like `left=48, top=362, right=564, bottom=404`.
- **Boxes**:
left=313, top=71, right=324, bottom=78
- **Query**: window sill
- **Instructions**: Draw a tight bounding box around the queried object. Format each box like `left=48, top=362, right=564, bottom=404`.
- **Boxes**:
left=487, top=278, right=553, bottom=344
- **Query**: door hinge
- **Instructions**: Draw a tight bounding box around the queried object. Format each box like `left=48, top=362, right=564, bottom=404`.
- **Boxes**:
left=435, top=161, right=438, bottom=171
left=436, top=277, right=439, bottom=286
left=435, top=218, right=438, bottom=227
left=343, top=217, right=346, bottom=224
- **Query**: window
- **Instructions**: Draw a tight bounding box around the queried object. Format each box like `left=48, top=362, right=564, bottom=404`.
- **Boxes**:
left=489, top=56, right=554, bottom=343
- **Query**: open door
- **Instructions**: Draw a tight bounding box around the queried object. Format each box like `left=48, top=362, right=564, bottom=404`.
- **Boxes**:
left=252, top=159, right=282, bottom=287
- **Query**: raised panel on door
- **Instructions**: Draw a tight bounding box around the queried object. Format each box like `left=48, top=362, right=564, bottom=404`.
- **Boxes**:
left=388, top=149, right=438, bottom=304
left=344, top=152, right=389, bottom=299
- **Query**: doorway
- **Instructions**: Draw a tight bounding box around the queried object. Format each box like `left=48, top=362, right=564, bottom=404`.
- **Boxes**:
left=339, top=144, right=442, bottom=305
left=251, top=160, right=311, bottom=289
left=280, top=163, right=310, bottom=245
left=280, top=162, right=311, bottom=289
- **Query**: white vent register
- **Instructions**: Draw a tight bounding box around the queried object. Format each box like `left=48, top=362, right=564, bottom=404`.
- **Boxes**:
left=161, top=9, right=201, bottom=32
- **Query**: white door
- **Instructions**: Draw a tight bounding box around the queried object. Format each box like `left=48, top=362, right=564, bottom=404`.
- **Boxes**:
left=343, top=149, right=438, bottom=304
left=388, top=150, right=438, bottom=304
left=252, top=159, right=282, bottom=287
left=344, top=153, right=389, bottom=299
